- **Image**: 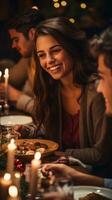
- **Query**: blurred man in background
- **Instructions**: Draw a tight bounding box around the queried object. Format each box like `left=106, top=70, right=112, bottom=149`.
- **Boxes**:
left=7, top=7, right=45, bottom=114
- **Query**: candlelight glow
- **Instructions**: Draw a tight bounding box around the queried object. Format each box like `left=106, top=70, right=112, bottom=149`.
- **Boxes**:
left=34, top=151, right=41, bottom=160
left=8, top=185, right=18, bottom=197
left=8, top=139, right=16, bottom=150
left=4, top=68, right=9, bottom=77
left=0, top=71, right=2, bottom=77
left=11, top=138, right=15, bottom=143
left=4, top=173, right=11, bottom=181
left=15, top=172, right=21, bottom=179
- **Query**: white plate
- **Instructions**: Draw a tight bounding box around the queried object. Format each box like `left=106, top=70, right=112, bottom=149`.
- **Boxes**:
left=0, top=115, right=33, bottom=126
left=73, top=186, right=112, bottom=199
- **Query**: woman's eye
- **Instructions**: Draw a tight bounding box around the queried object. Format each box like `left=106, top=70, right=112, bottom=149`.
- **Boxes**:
left=37, top=53, right=45, bottom=58
left=51, top=48, right=62, bottom=55
left=53, top=48, right=62, bottom=52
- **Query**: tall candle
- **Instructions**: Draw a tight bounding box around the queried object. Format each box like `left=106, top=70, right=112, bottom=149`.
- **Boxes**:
left=0, top=71, right=4, bottom=111
left=29, top=152, right=41, bottom=199
left=0, top=173, right=12, bottom=200
left=7, top=139, right=17, bottom=178
left=4, top=68, right=9, bottom=101
left=0, top=71, right=2, bottom=78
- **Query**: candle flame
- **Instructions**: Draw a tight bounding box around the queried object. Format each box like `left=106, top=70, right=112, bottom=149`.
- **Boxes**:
left=8, top=185, right=18, bottom=197
left=0, top=71, right=2, bottom=77
left=34, top=152, right=41, bottom=160
left=10, top=138, right=15, bottom=144
left=15, top=172, right=21, bottom=178
left=8, top=138, right=16, bottom=150
left=4, top=173, right=11, bottom=180
left=4, top=68, right=9, bottom=78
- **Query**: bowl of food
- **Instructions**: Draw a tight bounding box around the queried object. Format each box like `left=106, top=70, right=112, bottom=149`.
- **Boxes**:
left=2, top=139, right=59, bottom=160
left=73, top=186, right=112, bottom=200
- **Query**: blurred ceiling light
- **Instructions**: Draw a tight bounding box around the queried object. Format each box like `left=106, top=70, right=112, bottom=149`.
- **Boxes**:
left=61, top=1, right=67, bottom=7
left=69, top=18, right=75, bottom=23
left=54, top=2, right=60, bottom=8
left=80, top=3, right=87, bottom=9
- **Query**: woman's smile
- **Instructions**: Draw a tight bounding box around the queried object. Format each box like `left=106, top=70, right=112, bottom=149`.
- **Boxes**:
left=36, top=35, right=73, bottom=80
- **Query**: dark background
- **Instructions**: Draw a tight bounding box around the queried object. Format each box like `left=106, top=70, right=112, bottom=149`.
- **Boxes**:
left=0, top=0, right=112, bottom=61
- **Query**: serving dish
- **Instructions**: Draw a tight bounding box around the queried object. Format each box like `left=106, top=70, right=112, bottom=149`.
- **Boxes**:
left=73, top=186, right=112, bottom=199
left=2, top=139, right=59, bottom=159
left=0, top=115, right=33, bottom=126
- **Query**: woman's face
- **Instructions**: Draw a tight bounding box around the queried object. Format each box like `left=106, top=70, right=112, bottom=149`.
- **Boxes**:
left=97, top=54, right=112, bottom=114
left=36, top=35, right=73, bottom=80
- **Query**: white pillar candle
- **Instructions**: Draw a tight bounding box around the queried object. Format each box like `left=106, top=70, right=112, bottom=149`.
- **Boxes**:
left=29, top=152, right=41, bottom=199
left=7, top=139, right=17, bottom=178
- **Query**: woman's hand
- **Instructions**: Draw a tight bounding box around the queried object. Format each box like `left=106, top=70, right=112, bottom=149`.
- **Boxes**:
left=11, top=125, right=22, bottom=138
left=41, top=163, right=75, bottom=178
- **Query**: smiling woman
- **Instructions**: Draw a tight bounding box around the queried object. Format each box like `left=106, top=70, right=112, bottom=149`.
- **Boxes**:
left=32, top=17, right=112, bottom=178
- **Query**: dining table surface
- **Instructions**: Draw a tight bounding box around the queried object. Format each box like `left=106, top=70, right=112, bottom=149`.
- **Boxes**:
left=1, top=104, right=112, bottom=200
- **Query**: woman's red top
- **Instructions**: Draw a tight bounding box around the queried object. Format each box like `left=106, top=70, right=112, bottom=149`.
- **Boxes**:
left=62, top=110, right=80, bottom=150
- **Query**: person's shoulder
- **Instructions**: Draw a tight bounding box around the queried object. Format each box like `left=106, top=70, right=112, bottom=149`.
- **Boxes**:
left=17, top=57, right=31, bottom=65
left=86, top=75, right=105, bottom=105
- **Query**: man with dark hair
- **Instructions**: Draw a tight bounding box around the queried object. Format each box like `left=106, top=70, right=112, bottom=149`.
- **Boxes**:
left=7, top=7, right=45, bottom=114
left=7, top=8, right=44, bottom=58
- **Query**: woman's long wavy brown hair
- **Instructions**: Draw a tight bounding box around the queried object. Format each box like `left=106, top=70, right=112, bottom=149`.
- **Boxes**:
left=33, top=17, right=97, bottom=130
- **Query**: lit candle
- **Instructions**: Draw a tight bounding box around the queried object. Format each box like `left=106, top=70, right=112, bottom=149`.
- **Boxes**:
left=0, top=173, right=12, bottom=200
left=29, top=152, right=41, bottom=199
left=13, top=172, right=21, bottom=192
left=0, top=71, right=4, bottom=112
left=7, top=139, right=17, bottom=178
left=0, top=71, right=2, bottom=78
left=4, top=68, right=9, bottom=101
left=8, top=185, right=19, bottom=200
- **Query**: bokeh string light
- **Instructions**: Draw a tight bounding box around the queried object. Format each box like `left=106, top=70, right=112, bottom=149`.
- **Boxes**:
left=53, top=0, right=68, bottom=9
left=80, top=2, right=87, bottom=9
